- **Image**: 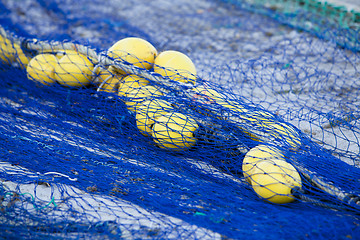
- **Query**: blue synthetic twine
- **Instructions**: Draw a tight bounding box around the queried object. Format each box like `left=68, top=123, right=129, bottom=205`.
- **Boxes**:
left=1, top=0, right=360, bottom=239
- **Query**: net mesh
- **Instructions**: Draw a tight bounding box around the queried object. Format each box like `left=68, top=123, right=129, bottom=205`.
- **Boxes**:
left=1, top=0, right=360, bottom=239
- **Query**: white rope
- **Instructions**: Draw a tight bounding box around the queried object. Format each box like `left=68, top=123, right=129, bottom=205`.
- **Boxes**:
left=36, top=171, right=78, bottom=182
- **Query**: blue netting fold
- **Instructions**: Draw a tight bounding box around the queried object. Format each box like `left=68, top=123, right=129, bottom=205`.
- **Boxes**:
left=1, top=0, right=360, bottom=239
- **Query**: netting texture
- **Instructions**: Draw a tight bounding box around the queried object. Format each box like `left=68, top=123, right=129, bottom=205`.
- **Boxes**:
left=0, top=0, right=360, bottom=239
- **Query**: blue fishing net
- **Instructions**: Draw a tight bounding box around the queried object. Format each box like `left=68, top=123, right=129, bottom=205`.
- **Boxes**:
left=0, top=0, right=360, bottom=239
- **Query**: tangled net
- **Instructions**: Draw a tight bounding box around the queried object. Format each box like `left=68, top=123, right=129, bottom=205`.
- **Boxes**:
left=0, top=0, right=360, bottom=239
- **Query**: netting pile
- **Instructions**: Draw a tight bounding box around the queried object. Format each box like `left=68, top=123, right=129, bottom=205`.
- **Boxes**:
left=1, top=0, right=360, bottom=239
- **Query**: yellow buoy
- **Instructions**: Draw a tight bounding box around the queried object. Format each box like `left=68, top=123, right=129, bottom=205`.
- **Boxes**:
left=242, top=144, right=285, bottom=183
left=98, top=74, right=124, bottom=93
left=26, top=54, right=59, bottom=86
left=118, top=74, right=149, bottom=97
left=124, top=85, right=163, bottom=112
left=0, top=35, right=16, bottom=64
left=108, top=37, right=157, bottom=74
left=54, top=52, right=94, bottom=87
left=219, top=101, right=302, bottom=147
left=264, top=121, right=302, bottom=149
left=136, top=99, right=174, bottom=136
left=152, top=112, right=198, bottom=151
left=13, top=43, right=31, bottom=69
left=154, top=50, right=197, bottom=84
left=249, top=159, right=302, bottom=204
left=94, top=67, right=113, bottom=84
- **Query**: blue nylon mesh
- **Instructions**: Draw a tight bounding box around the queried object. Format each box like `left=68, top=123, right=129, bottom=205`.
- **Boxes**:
left=1, top=0, right=360, bottom=239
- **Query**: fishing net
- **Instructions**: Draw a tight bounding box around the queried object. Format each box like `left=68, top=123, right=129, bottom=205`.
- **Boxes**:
left=1, top=0, right=360, bottom=239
